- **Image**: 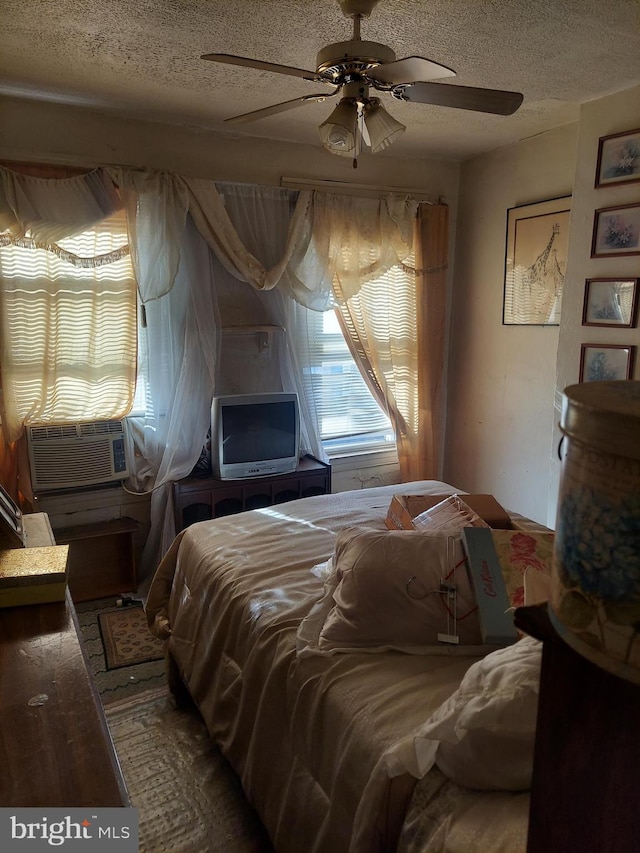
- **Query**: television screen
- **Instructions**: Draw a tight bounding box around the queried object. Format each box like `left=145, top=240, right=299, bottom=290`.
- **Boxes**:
left=212, top=392, right=300, bottom=479
left=222, top=401, right=297, bottom=464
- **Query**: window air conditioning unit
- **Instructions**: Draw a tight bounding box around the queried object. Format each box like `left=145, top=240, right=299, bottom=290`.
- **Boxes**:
left=27, top=420, right=130, bottom=492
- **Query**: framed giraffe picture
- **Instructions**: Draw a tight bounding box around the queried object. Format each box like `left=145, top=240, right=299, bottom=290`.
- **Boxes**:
left=503, top=196, right=572, bottom=325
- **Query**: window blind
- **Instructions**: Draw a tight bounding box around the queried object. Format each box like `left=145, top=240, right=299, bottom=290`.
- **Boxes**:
left=0, top=209, right=137, bottom=435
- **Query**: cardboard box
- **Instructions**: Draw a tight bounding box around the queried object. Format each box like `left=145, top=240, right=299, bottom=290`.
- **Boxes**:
left=0, top=544, right=69, bottom=607
left=461, top=527, right=519, bottom=646
left=385, top=493, right=512, bottom=531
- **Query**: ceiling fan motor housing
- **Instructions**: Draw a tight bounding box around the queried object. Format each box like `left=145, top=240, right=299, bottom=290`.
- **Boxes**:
left=316, top=41, right=396, bottom=81
left=338, top=0, right=382, bottom=17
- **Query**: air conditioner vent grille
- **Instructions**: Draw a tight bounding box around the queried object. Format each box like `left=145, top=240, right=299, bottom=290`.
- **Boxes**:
left=27, top=420, right=129, bottom=492
left=29, top=424, right=79, bottom=442
left=79, top=420, right=125, bottom=436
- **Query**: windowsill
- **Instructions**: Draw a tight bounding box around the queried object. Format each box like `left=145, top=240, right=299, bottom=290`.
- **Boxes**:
left=325, top=445, right=399, bottom=470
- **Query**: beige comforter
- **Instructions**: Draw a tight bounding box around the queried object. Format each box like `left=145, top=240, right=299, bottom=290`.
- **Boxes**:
left=145, top=481, right=503, bottom=852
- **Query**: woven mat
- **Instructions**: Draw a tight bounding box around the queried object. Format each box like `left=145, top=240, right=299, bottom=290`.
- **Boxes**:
left=105, top=687, right=274, bottom=853
left=99, top=606, right=165, bottom=670
left=75, top=598, right=166, bottom=703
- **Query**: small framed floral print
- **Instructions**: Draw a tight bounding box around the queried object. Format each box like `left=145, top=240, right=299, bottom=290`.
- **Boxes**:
left=582, top=278, right=638, bottom=327
left=579, top=343, right=636, bottom=382
left=591, top=203, right=640, bottom=258
left=595, top=128, right=640, bottom=188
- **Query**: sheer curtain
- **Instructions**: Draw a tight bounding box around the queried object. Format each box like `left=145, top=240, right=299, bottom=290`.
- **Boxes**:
left=107, top=167, right=189, bottom=303
left=287, top=192, right=416, bottom=304
left=132, top=181, right=326, bottom=580
left=334, top=203, right=449, bottom=481
left=127, top=214, right=221, bottom=581
left=214, top=182, right=326, bottom=462
left=283, top=190, right=449, bottom=478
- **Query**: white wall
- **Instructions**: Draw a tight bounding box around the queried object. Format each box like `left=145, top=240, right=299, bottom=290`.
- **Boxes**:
left=0, top=95, right=459, bottom=197
left=548, top=84, right=640, bottom=525
left=444, top=123, right=577, bottom=525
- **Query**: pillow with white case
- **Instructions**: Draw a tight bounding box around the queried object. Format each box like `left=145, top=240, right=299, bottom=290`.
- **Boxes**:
left=384, top=635, right=542, bottom=790
left=297, top=525, right=486, bottom=656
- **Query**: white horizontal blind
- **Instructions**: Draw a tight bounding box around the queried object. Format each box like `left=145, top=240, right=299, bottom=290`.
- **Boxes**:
left=303, top=305, right=394, bottom=454
left=350, top=258, right=419, bottom=438
left=0, top=209, right=137, bottom=435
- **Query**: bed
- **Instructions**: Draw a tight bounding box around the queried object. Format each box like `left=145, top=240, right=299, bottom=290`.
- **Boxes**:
left=145, top=480, right=546, bottom=852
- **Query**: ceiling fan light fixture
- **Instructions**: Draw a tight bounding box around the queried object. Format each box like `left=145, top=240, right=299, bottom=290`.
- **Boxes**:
left=363, top=98, right=406, bottom=153
left=319, top=98, right=361, bottom=156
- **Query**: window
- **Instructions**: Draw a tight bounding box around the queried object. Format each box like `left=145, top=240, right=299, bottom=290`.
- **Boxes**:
left=302, top=307, right=395, bottom=457
left=0, top=210, right=137, bottom=435
left=301, top=254, right=420, bottom=458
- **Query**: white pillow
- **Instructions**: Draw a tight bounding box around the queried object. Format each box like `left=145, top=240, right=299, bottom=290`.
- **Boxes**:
left=297, top=526, right=490, bottom=656
left=385, top=636, right=542, bottom=789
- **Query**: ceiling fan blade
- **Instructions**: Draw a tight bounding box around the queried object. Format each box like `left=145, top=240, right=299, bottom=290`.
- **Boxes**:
left=368, top=56, right=455, bottom=85
left=202, top=53, right=322, bottom=82
left=224, top=90, right=339, bottom=125
left=398, top=81, right=523, bottom=115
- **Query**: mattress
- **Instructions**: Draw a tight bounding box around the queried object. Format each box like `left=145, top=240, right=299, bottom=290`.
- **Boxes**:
left=146, top=480, right=533, bottom=852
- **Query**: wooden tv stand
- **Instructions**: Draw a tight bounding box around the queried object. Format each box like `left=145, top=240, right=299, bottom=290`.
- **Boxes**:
left=0, top=514, right=129, bottom=807
left=174, top=454, right=331, bottom=531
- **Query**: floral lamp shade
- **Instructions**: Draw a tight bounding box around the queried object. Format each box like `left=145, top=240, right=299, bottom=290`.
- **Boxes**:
left=550, top=381, right=640, bottom=684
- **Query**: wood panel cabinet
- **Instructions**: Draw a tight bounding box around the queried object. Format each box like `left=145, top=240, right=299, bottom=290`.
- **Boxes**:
left=515, top=604, right=640, bottom=853
left=173, top=455, right=331, bottom=531
left=54, top=517, right=138, bottom=603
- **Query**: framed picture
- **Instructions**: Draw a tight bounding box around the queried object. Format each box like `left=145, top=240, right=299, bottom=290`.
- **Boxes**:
left=595, top=128, right=640, bottom=188
left=591, top=203, right=640, bottom=257
left=579, top=344, right=636, bottom=382
left=503, top=196, right=571, bottom=325
left=582, top=278, right=639, bottom=327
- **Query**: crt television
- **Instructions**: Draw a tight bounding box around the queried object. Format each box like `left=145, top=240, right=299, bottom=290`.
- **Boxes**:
left=211, top=392, right=300, bottom=480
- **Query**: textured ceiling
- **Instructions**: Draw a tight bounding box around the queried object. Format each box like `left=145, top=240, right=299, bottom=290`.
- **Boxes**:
left=2, top=0, right=640, bottom=162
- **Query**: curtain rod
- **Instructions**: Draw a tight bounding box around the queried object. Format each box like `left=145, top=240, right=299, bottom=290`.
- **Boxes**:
left=280, top=176, right=439, bottom=203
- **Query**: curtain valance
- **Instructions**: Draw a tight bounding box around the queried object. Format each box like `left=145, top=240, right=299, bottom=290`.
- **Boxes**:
left=288, top=192, right=418, bottom=307
left=0, top=165, right=121, bottom=242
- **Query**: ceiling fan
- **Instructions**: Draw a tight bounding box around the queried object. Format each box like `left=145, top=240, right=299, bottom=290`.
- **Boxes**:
left=201, top=0, right=523, bottom=163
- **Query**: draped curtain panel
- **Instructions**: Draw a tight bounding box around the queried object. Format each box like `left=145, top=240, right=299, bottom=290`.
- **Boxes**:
left=334, top=202, right=448, bottom=482
left=415, top=203, right=449, bottom=480
left=129, top=214, right=221, bottom=581
left=107, top=167, right=189, bottom=304
left=212, top=183, right=326, bottom=463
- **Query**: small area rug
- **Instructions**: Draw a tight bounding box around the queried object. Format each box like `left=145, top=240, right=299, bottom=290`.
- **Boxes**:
left=75, top=597, right=167, bottom=703
left=99, top=605, right=165, bottom=670
left=105, top=687, right=274, bottom=853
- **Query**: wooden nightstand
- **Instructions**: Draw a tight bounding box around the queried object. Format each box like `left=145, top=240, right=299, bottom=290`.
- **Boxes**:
left=173, top=454, right=331, bottom=531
